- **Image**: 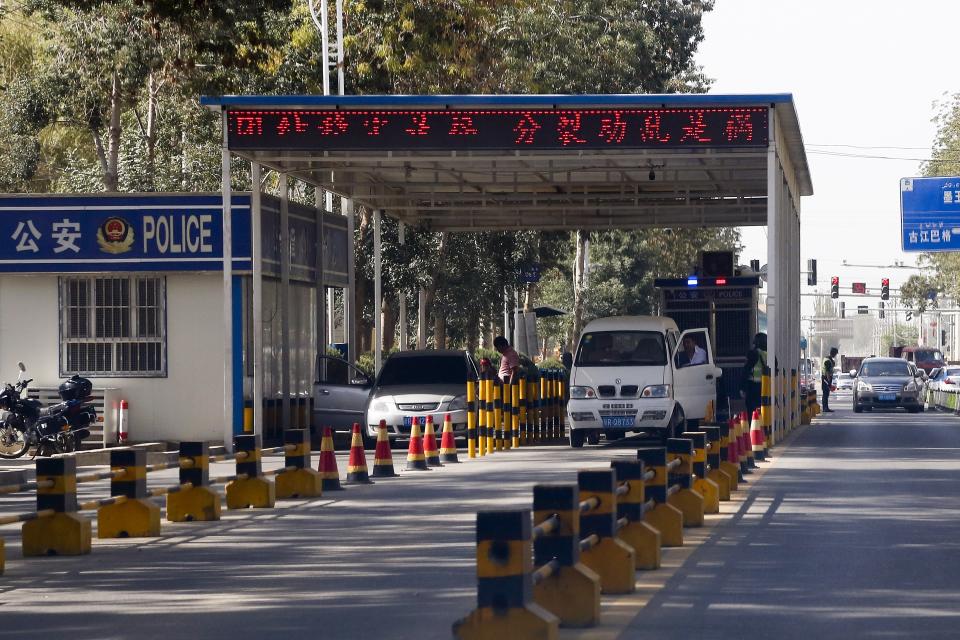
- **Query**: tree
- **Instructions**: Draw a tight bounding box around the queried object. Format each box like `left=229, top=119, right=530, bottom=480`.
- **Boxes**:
left=899, top=274, right=940, bottom=313
left=921, top=93, right=960, bottom=300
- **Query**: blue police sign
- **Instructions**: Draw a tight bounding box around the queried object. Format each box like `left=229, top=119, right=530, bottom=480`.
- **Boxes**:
left=0, top=194, right=251, bottom=272
left=901, top=176, right=960, bottom=252
left=519, top=264, right=541, bottom=283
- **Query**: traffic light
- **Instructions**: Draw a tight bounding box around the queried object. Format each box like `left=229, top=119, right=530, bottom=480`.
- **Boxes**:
left=831, top=276, right=839, bottom=299
left=881, top=278, right=890, bottom=301
left=879, top=301, right=885, bottom=319
left=807, top=258, right=817, bottom=286
left=839, top=301, right=845, bottom=318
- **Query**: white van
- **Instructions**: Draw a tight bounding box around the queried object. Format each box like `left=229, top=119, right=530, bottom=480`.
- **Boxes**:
left=566, top=316, right=721, bottom=447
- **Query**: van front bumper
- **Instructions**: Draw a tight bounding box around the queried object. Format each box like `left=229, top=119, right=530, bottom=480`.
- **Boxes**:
left=566, top=398, right=673, bottom=431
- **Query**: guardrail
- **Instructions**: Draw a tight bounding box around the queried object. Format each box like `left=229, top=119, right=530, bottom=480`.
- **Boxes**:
left=453, top=437, right=763, bottom=638
left=472, top=369, right=566, bottom=458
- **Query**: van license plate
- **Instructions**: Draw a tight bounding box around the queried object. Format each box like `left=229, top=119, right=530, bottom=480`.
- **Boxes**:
left=601, top=416, right=635, bottom=428
left=878, top=393, right=896, bottom=402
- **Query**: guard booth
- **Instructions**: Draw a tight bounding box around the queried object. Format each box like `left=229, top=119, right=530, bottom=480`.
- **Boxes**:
left=655, top=253, right=761, bottom=419
left=0, top=192, right=350, bottom=445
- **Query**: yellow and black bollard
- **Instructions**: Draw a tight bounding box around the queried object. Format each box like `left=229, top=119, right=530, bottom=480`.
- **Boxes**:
left=503, top=379, right=514, bottom=451
left=666, top=438, right=705, bottom=527
left=98, top=448, right=161, bottom=538
left=611, top=459, right=662, bottom=570
left=275, top=429, right=323, bottom=499
left=493, top=379, right=503, bottom=453
left=511, top=374, right=521, bottom=449
left=716, top=423, right=741, bottom=491
left=168, top=441, right=221, bottom=522
left=485, top=372, right=495, bottom=455
left=22, top=456, right=91, bottom=556
left=531, top=484, right=601, bottom=627
left=679, top=432, right=720, bottom=514
left=478, top=371, right=488, bottom=456
left=226, top=434, right=276, bottom=509
left=577, top=469, right=635, bottom=594
left=557, top=370, right=566, bottom=442
left=761, top=367, right=772, bottom=450
left=636, top=447, right=683, bottom=547
left=467, top=377, right=478, bottom=458
left=791, top=369, right=798, bottom=431
left=701, top=426, right=733, bottom=499
left=452, top=509, right=559, bottom=640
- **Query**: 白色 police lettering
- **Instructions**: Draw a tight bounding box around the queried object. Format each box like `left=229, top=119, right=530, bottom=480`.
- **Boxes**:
left=142, top=214, right=213, bottom=254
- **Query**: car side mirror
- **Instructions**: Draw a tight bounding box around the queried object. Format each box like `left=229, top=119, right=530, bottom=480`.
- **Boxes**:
left=849, top=369, right=856, bottom=376
left=714, top=366, right=723, bottom=378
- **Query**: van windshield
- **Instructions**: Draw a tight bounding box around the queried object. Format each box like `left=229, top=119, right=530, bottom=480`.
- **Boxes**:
left=915, top=349, right=943, bottom=363
left=575, top=331, right=666, bottom=367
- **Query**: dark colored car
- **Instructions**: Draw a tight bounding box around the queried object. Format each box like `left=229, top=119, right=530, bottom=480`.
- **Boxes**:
left=853, top=357, right=924, bottom=413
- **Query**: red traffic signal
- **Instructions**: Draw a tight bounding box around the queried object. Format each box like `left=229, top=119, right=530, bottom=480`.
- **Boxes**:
left=830, top=276, right=839, bottom=299
left=881, top=278, right=890, bottom=301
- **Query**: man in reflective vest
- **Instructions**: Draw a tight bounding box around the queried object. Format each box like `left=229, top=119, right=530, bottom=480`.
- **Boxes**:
left=821, top=347, right=838, bottom=412
left=740, top=332, right=767, bottom=417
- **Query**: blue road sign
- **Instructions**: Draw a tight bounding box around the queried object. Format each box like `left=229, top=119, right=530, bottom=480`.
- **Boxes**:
left=901, top=176, right=960, bottom=252
left=519, top=264, right=541, bottom=283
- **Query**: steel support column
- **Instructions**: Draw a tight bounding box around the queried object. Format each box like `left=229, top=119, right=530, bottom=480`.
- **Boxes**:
left=280, top=174, right=291, bottom=430
left=374, top=209, right=383, bottom=373
left=220, top=111, right=234, bottom=451
left=398, top=222, right=407, bottom=351
left=252, top=163, right=263, bottom=435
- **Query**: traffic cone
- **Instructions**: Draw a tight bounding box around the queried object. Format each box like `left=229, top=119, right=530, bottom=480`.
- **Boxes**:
left=372, top=420, right=397, bottom=478
left=729, top=417, right=746, bottom=481
left=750, top=409, right=766, bottom=462
left=317, top=426, right=343, bottom=491
left=345, top=423, right=373, bottom=484
left=439, top=413, right=460, bottom=463
left=405, top=418, right=429, bottom=471
left=423, top=415, right=443, bottom=467
left=739, top=411, right=755, bottom=470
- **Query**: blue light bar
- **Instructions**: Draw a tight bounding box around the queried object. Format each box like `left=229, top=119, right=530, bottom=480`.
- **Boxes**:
left=687, top=277, right=698, bottom=287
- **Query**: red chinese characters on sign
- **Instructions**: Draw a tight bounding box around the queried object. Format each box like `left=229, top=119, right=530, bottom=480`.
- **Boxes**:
left=405, top=114, right=430, bottom=136
left=276, top=113, right=309, bottom=136
left=680, top=110, right=711, bottom=143
left=319, top=113, right=349, bottom=136
left=641, top=113, right=670, bottom=143
left=514, top=113, right=541, bottom=144
left=723, top=112, right=754, bottom=142
left=234, top=114, right=263, bottom=136
left=363, top=116, right=389, bottom=136
left=557, top=113, right=586, bottom=146
left=598, top=111, right=627, bottom=144
left=449, top=115, right=478, bottom=136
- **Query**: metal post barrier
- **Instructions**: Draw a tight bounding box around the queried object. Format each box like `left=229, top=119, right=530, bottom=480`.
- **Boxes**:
left=538, top=372, right=547, bottom=445
left=226, top=433, right=276, bottom=509
left=511, top=374, right=521, bottom=449
left=22, top=456, right=91, bottom=556
left=276, top=428, right=323, bottom=498
left=679, top=432, right=720, bottom=514
left=167, top=441, right=222, bottom=522
left=97, top=447, right=161, bottom=539
left=666, top=438, right=705, bottom=527
left=701, top=426, right=733, bottom=500
left=576, top=469, right=635, bottom=594
left=611, top=459, right=661, bottom=570
left=503, top=379, right=513, bottom=451
left=531, top=484, right=601, bottom=627
left=493, top=380, right=503, bottom=453
left=761, top=368, right=772, bottom=449
left=478, top=371, right=488, bottom=456
left=451, top=509, right=559, bottom=640
left=527, top=378, right=536, bottom=445
left=518, top=371, right=527, bottom=447
left=555, top=371, right=564, bottom=442
left=791, top=369, right=798, bottom=431
left=717, top=422, right=741, bottom=490
left=467, top=377, right=478, bottom=458
left=636, top=447, right=683, bottom=546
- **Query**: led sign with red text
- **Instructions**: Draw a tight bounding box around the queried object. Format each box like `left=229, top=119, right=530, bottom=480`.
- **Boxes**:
left=226, top=107, right=768, bottom=151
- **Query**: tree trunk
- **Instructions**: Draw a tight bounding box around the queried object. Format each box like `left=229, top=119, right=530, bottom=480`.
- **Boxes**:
left=103, top=71, right=122, bottom=192
left=145, top=72, right=158, bottom=190
left=434, top=312, right=447, bottom=349
left=382, top=300, right=397, bottom=352
left=423, top=231, right=450, bottom=348
left=354, top=207, right=372, bottom=354
left=572, top=230, right=589, bottom=345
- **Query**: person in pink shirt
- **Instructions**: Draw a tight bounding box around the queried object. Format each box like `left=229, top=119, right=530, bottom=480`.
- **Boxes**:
left=493, top=336, right=520, bottom=385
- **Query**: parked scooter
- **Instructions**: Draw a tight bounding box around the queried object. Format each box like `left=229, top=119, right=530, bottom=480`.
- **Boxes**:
left=0, top=362, right=97, bottom=458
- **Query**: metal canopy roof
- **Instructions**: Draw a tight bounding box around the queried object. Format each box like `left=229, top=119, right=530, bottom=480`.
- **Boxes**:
left=202, top=93, right=812, bottom=232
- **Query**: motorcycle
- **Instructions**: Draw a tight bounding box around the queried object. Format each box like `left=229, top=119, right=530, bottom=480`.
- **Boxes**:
left=0, top=362, right=97, bottom=459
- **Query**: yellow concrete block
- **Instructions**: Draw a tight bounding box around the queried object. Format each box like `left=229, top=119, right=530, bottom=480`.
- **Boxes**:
left=453, top=604, right=559, bottom=640
left=167, top=486, right=222, bottom=522
left=720, top=461, right=740, bottom=491
left=226, top=477, right=276, bottom=510
left=618, top=520, right=661, bottom=570
left=580, top=537, right=636, bottom=594
left=707, top=468, right=732, bottom=501
left=693, top=478, right=720, bottom=514
left=643, top=503, right=684, bottom=547
left=533, top=563, right=601, bottom=628
left=98, top=498, right=161, bottom=539
left=22, top=512, right=91, bottom=557
left=668, top=488, right=705, bottom=527
left=275, top=468, right=323, bottom=500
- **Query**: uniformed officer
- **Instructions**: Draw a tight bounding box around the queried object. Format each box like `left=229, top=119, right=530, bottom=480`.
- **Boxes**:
left=821, top=347, right=839, bottom=412
left=740, top=332, right=767, bottom=416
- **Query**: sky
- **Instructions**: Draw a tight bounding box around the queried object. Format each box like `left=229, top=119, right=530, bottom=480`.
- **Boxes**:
left=698, top=0, right=958, bottom=316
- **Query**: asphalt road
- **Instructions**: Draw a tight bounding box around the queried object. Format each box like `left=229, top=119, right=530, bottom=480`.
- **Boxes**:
left=2, top=396, right=959, bottom=639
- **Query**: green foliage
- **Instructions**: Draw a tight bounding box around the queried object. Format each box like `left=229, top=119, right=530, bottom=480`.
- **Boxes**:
left=899, top=274, right=940, bottom=313
left=881, top=324, right=918, bottom=355
left=921, top=94, right=960, bottom=300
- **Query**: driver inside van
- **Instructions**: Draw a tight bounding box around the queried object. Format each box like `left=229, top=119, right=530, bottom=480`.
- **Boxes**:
left=676, top=335, right=707, bottom=368
left=588, top=333, right=618, bottom=364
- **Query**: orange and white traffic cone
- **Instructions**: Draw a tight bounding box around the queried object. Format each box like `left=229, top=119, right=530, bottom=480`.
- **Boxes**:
left=371, top=420, right=397, bottom=478
left=740, top=411, right=755, bottom=469
left=750, top=409, right=765, bottom=462
left=405, top=418, right=430, bottom=471
left=423, top=415, right=443, bottom=467
left=439, top=413, right=460, bottom=463
left=729, top=417, right=746, bottom=481
left=317, top=426, right=343, bottom=490
left=345, top=423, right=373, bottom=484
